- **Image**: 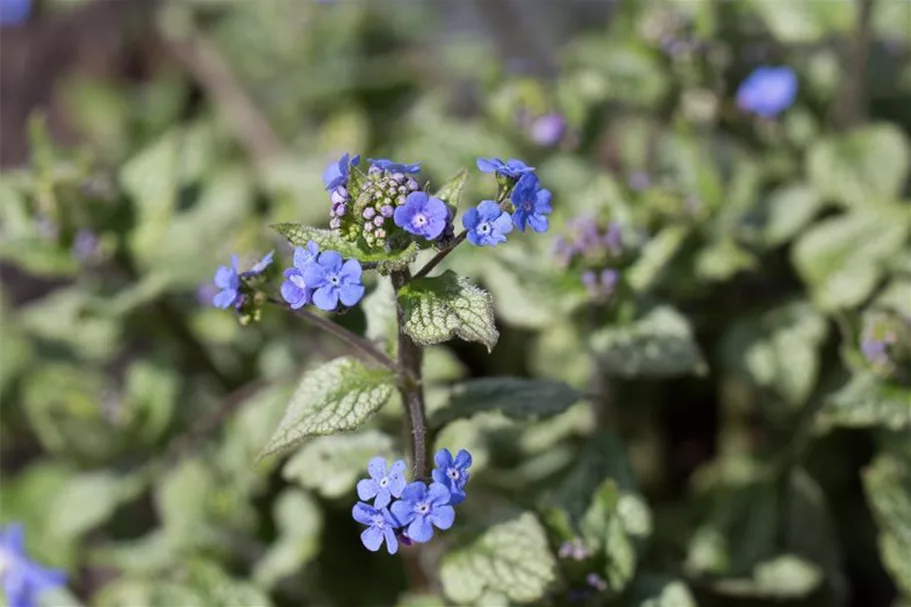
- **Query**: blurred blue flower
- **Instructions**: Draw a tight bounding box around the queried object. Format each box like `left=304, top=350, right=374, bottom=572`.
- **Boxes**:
left=393, top=192, right=449, bottom=240
left=476, top=157, right=535, bottom=179
left=463, top=201, right=513, bottom=247
left=627, top=171, right=652, bottom=191
left=357, top=457, right=407, bottom=510
left=586, top=573, right=608, bottom=592
left=736, top=66, right=798, bottom=118
left=510, top=173, right=552, bottom=233
left=0, top=523, right=67, bottom=607
left=368, top=159, right=421, bottom=174
left=212, top=256, right=241, bottom=309
left=303, top=251, right=365, bottom=311
left=281, top=243, right=319, bottom=310
left=245, top=250, right=274, bottom=276
left=431, top=448, right=471, bottom=505
left=323, top=153, right=360, bottom=191
left=352, top=502, right=400, bottom=555
left=529, top=114, right=567, bottom=147
left=71, top=229, right=99, bottom=262
left=581, top=268, right=620, bottom=300
left=0, top=0, right=31, bottom=28
left=390, top=482, right=455, bottom=543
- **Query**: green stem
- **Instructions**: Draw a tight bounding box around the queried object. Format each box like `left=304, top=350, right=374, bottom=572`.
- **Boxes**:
left=390, top=269, right=430, bottom=480
left=268, top=297, right=398, bottom=373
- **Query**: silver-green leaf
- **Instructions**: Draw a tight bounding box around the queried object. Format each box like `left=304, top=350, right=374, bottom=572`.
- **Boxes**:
left=271, top=223, right=419, bottom=273
left=433, top=168, right=468, bottom=206
left=398, top=270, right=498, bottom=351
left=590, top=305, right=705, bottom=377
left=259, top=358, right=395, bottom=458
left=439, top=511, right=558, bottom=605
left=863, top=443, right=911, bottom=596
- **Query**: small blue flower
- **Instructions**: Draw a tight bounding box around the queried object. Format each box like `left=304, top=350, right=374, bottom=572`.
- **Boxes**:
left=368, top=159, right=421, bottom=174
left=510, top=173, right=552, bottom=233
left=462, top=201, right=513, bottom=247
left=476, top=157, right=535, bottom=179
left=431, top=448, right=472, bottom=505
left=323, top=153, right=360, bottom=191
left=303, top=251, right=365, bottom=311
left=0, top=0, right=31, bottom=28
left=357, top=457, right=407, bottom=509
left=247, top=250, right=275, bottom=275
left=736, top=66, right=798, bottom=118
left=352, top=502, right=400, bottom=555
left=393, top=192, right=449, bottom=240
left=212, top=256, right=241, bottom=309
left=390, top=482, right=455, bottom=543
left=529, top=114, right=567, bottom=147
left=0, top=523, right=67, bottom=607
left=280, top=243, right=319, bottom=310
left=71, top=229, right=99, bottom=262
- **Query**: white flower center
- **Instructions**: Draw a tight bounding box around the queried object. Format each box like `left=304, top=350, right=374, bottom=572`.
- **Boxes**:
left=478, top=223, right=491, bottom=235
left=413, top=214, right=427, bottom=227
left=447, top=468, right=460, bottom=480
left=415, top=502, right=430, bottom=515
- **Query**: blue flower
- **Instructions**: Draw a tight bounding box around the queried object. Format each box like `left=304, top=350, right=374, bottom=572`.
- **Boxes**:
left=0, top=523, right=67, bottom=607
left=462, top=201, right=513, bottom=247
left=280, top=243, right=319, bottom=310
left=390, top=482, right=455, bottom=543
left=368, top=159, right=421, bottom=174
left=736, top=66, right=798, bottom=118
left=476, top=157, right=535, bottom=179
left=510, top=173, right=552, bottom=233
left=303, top=251, right=365, bottom=311
left=352, top=502, right=400, bottom=555
left=0, top=0, right=31, bottom=27
left=323, top=153, right=360, bottom=191
left=212, top=256, right=241, bottom=309
left=357, top=457, right=407, bottom=509
left=71, top=229, right=99, bottom=262
left=212, top=251, right=274, bottom=310
left=431, top=448, right=472, bottom=505
left=393, top=192, right=449, bottom=240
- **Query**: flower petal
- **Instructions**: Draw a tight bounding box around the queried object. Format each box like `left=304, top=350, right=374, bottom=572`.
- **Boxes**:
left=339, top=259, right=363, bottom=282
left=401, top=481, right=427, bottom=502
left=427, top=482, right=451, bottom=506
left=454, top=450, right=473, bottom=469
left=367, top=457, right=387, bottom=480
left=361, top=526, right=384, bottom=552
left=213, top=265, right=234, bottom=289
left=312, top=286, right=339, bottom=311
left=430, top=505, right=455, bottom=530
left=407, top=517, right=434, bottom=543
left=318, top=251, right=343, bottom=272
left=476, top=157, right=502, bottom=173
left=391, top=500, right=415, bottom=526
left=338, top=283, right=365, bottom=307
left=357, top=478, right=379, bottom=502
left=389, top=460, right=407, bottom=476
left=435, top=448, right=454, bottom=469
left=448, top=489, right=466, bottom=506
left=527, top=214, right=549, bottom=233
left=383, top=526, right=399, bottom=555
left=212, top=288, right=238, bottom=309
left=462, top=207, right=480, bottom=230
left=352, top=502, right=377, bottom=525
left=388, top=475, right=407, bottom=499
left=431, top=469, right=447, bottom=486
left=373, top=488, right=392, bottom=510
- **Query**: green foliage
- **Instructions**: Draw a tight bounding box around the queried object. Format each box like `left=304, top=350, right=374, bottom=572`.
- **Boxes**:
left=431, top=377, right=580, bottom=428
left=397, top=270, right=498, bottom=352
left=260, top=357, right=396, bottom=457
left=863, top=439, right=911, bottom=598
left=439, top=511, right=558, bottom=605
left=273, top=222, right=419, bottom=273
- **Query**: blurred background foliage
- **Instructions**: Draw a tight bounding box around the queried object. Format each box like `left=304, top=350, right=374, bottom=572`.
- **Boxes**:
left=0, top=0, right=910, bottom=606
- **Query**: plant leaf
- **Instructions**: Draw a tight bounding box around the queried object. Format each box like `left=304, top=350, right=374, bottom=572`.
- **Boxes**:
left=590, top=305, right=705, bottom=377
left=431, top=377, right=580, bottom=428
left=271, top=223, right=419, bottom=273
left=439, top=511, right=558, bottom=605
left=259, top=357, right=395, bottom=458
left=620, top=574, right=698, bottom=607
left=433, top=168, right=468, bottom=206
left=816, top=372, right=911, bottom=431
left=398, top=270, right=498, bottom=351
left=863, top=443, right=911, bottom=597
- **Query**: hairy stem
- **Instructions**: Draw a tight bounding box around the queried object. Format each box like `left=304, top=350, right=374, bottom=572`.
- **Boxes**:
left=268, top=297, right=398, bottom=373
left=391, top=269, right=430, bottom=480
left=832, top=0, right=875, bottom=129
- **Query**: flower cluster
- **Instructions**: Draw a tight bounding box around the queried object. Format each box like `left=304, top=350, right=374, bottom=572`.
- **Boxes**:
left=736, top=66, right=798, bottom=118
left=280, top=240, right=365, bottom=312
left=553, top=216, right=634, bottom=301
left=462, top=158, right=552, bottom=247
left=322, top=155, right=452, bottom=251
left=352, top=449, right=472, bottom=555
left=1, top=523, right=67, bottom=607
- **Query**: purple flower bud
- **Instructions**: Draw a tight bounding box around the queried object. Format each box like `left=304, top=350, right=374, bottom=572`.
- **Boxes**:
left=581, top=270, right=597, bottom=288
left=373, top=216, right=384, bottom=227
left=363, top=207, right=376, bottom=219
left=380, top=205, right=394, bottom=218
left=329, top=217, right=341, bottom=229
left=364, top=222, right=374, bottom=233
left=331, top=186, right=348, bottom=205
left=375, top=229, right=386, bottom=238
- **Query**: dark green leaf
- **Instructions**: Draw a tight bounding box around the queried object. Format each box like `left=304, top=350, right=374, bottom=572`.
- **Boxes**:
left=432, top=377, right=580, bottom=428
